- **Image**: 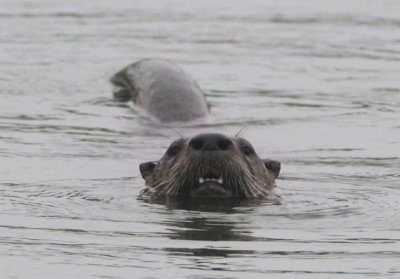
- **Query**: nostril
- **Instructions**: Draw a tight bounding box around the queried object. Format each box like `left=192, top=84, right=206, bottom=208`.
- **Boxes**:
left=218, top=139, right=232, bottom=150
left=189, top=133, right=233, bottom=151
left=190, top=139, right=203, bottom=150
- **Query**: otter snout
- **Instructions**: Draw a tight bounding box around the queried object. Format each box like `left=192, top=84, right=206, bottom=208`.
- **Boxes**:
left=188, top=133, right=233, bottom=151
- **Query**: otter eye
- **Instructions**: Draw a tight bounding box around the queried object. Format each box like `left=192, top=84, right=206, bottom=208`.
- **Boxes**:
left=167, top=145, right=182, bottom=156
left=241, top=146, right=253, bottom=156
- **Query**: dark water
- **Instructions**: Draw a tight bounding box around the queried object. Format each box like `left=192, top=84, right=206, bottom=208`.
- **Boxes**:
left=1, top=0, right=400, bottom=278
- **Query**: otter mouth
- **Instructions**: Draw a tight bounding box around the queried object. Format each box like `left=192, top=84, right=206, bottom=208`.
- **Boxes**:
left=191, top=172, right=231, bottom=198
left=198, top=172, right=224, bottom=184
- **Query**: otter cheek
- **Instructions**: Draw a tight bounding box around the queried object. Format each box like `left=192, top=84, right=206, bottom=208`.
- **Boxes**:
left=139, top=161, right=157, bottom=180
left=262, top=159, right=281, bottom=179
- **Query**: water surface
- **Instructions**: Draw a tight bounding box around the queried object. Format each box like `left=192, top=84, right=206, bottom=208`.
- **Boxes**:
left=1, top=0, right=400, bottom=278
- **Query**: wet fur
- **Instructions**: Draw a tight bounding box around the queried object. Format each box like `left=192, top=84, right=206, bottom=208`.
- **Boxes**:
left=141, top=135, right=279, bottom=198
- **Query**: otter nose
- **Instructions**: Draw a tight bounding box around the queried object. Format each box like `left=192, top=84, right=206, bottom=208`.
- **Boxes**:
left=189, top=133, right=233, bottom=151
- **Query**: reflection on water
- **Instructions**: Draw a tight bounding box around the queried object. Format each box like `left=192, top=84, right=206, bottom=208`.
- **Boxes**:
left=142, top=194, right=280, bottom=212
left=163, top=217, right=256, bottom=263
left=1, top=0, right=400, bottom=278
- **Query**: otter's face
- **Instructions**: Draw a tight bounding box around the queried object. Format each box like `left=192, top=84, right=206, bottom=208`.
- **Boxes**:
left=140, top=133, right=280, bottom=198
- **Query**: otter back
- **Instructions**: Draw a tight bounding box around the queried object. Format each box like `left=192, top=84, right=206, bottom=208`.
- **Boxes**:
left=111, top=58, right=209, bottom=123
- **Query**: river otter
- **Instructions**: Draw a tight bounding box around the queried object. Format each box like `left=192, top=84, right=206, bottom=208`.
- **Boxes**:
left=111, top=58, right=209, bottom=123
left=140, top=133, right=280, bottom=198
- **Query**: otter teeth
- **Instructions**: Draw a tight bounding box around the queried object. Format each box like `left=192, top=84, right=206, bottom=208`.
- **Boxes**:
left=199, top=177, right=224, bottom=184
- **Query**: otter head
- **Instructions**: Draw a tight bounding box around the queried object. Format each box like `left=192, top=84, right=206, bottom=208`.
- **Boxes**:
left=140, top=133, right=280, bottom=199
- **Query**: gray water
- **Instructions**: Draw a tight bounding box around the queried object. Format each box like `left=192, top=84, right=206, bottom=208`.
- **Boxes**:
left=1, top=0, right=400, bottom=278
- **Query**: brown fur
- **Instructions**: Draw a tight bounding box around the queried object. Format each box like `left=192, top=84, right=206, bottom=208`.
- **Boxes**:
left=140, top=133, right=280, bottom=199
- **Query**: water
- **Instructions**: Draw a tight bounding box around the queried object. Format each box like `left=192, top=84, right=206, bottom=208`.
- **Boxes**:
left=1, top=0, right=400, bottom=278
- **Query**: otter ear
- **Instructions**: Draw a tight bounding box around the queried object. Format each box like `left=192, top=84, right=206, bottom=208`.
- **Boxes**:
left=263, top=159, right=281, bottom=179
left=139, top=161, right=157, bottom=180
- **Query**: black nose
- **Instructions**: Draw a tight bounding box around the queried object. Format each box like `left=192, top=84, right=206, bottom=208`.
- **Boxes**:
left=189, top=133, right=233, bottom=151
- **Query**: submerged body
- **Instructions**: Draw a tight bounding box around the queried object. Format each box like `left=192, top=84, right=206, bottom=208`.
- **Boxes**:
left=140, top=133, right=281, bottom=199
left=111, top=58, right=209, bottom=123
